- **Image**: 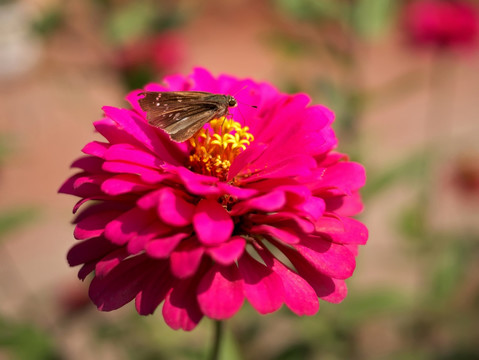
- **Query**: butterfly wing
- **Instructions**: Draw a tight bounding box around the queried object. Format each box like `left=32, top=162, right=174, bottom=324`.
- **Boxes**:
left=138, top=91, right=229, bottom=142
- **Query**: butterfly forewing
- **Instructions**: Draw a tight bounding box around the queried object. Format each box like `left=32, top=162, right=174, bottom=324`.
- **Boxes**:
left=138, top=91, right=235, bottom=142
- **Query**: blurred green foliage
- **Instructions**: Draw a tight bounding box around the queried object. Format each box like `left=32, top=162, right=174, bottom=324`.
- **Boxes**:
left=102, top=0, right=184, bottom=44
left=0, top=315, right=61, bottom=360
left=364, top=150, right=432, bottom=201
left=352, top=0, right=399, bottom=39
left=0, top=136, right=38, bottom=244
left=0, top=208, right=38, bottom=243
left=0, top=135, right=10, bottom=166
left=31, top=6, right=64, bottom=37
left=105, top=2, right=160, bottom=45
left=273, top=0, right=398, bottom=39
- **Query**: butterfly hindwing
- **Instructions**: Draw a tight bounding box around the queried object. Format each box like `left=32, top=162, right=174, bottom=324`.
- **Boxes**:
left=168, top=108, right=219, bottom=142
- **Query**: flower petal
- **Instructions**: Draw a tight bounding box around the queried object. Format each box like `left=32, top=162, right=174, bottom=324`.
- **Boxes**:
left=320, top=278, right=348, bottom=303
left=74, top=210, right=121, bottom=240
left=284, top=248, right=348, bottom=303
left=217, top=182, right=258, bottom=199
left=326, top=191, right=364, bottom=216
left=127, top=222, right=172, bottom=254
left=249, top=224, right=300, bottom=244
left=102, top=106, right=183, bottom=165
left=294, top=237, right=356, bottom=279
left=67, top=236, right=119, bottom=267
left=145, top=232, right=190, bottom=258
left=170, top=238, right=205, bottom=278
left=237, top=253, right=284, bottom=314
left=238, top=155, right=317, bottom=182
left=193, top=199, right=233, bottom=245
left=257, top=247, right=319, bottom=315
left=59, top=173, right=104, bottom=198
left=157, top=188, right=195, bottom=227
left=207, top=236, right=246, bottom=265
left=94, top=117, right=135, bottom=146
left=71, top=156, right=104, bottom=173
left=293, top=258, right=334, bottom=295
left=101, top=174, right=155, bottom=196
left=315, top=215, right=368, bottom=245
left=249, top=212, right=315, bottom=234
left=102, top=161, right=165, bottom=184
left=89, top=254, right=155, bottom=311
left=78, top=262, right=96, bottom=280
left=197, top=264, right=244, bottom=319
left=104, top=207, right=156, bottom=245
left=173, top=166, right=220, bottom=196
left=82, top=141, right=109, bottom=157
left=104, top=144, right=162, bottom=168
left=135, top=260, right=172, bottom=315
left=95, top=248, right=129, bottom=278
left=163, top=276, right=204, bottom=331
left=230, top=191, right=286, bottom=215
left=312, top=162, right=366, bottom=194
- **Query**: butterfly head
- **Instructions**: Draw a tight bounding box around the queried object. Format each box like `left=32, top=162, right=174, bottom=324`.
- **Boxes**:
left=226, top=95, right=238, bottom=108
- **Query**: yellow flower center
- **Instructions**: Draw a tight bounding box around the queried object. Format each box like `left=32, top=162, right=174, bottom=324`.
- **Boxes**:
left=188, top=117, right=254, bottom=181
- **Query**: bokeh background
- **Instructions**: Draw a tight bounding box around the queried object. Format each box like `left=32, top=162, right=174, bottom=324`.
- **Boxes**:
left=1, top=0, right=479, bottom=359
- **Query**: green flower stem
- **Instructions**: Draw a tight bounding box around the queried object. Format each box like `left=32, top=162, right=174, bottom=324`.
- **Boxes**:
left=209, top=320, right=223, bottom=360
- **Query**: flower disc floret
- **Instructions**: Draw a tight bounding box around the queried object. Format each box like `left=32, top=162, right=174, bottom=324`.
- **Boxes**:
left=188, top=117, right=254, bottom=181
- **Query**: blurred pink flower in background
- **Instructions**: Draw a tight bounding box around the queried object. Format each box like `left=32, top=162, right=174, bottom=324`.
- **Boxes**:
left=57, top=281, right=91, bottom=316
left=59, top=68, right=368, bottom=331
left=114, top=32, right=185, bottom=73
left=403, top=0, right=479, bottom=51
left=450, top=154, right=479, bottom=198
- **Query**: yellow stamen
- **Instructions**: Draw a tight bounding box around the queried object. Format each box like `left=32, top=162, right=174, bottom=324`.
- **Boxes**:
left=188, top=117, right=254, bottom=181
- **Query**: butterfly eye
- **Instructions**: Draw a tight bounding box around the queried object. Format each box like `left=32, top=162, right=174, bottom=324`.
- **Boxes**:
left=228, top=98, right=237, bottom=107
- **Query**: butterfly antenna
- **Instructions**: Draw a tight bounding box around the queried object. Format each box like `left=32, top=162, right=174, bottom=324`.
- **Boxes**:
left=239, top=102, right=258, bottom=109
left=232, top=84, right=258, bottom=109
left=232, top=85, right=248, bottom=97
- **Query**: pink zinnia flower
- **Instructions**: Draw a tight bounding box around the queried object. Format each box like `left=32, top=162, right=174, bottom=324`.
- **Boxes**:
left=115, top=32, right=185, bottom=73
left=403, top=0, right=479, bottom=51
left=59, top=68, right=368, bottom=331
left=451, top=154, right=479, bottom=198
